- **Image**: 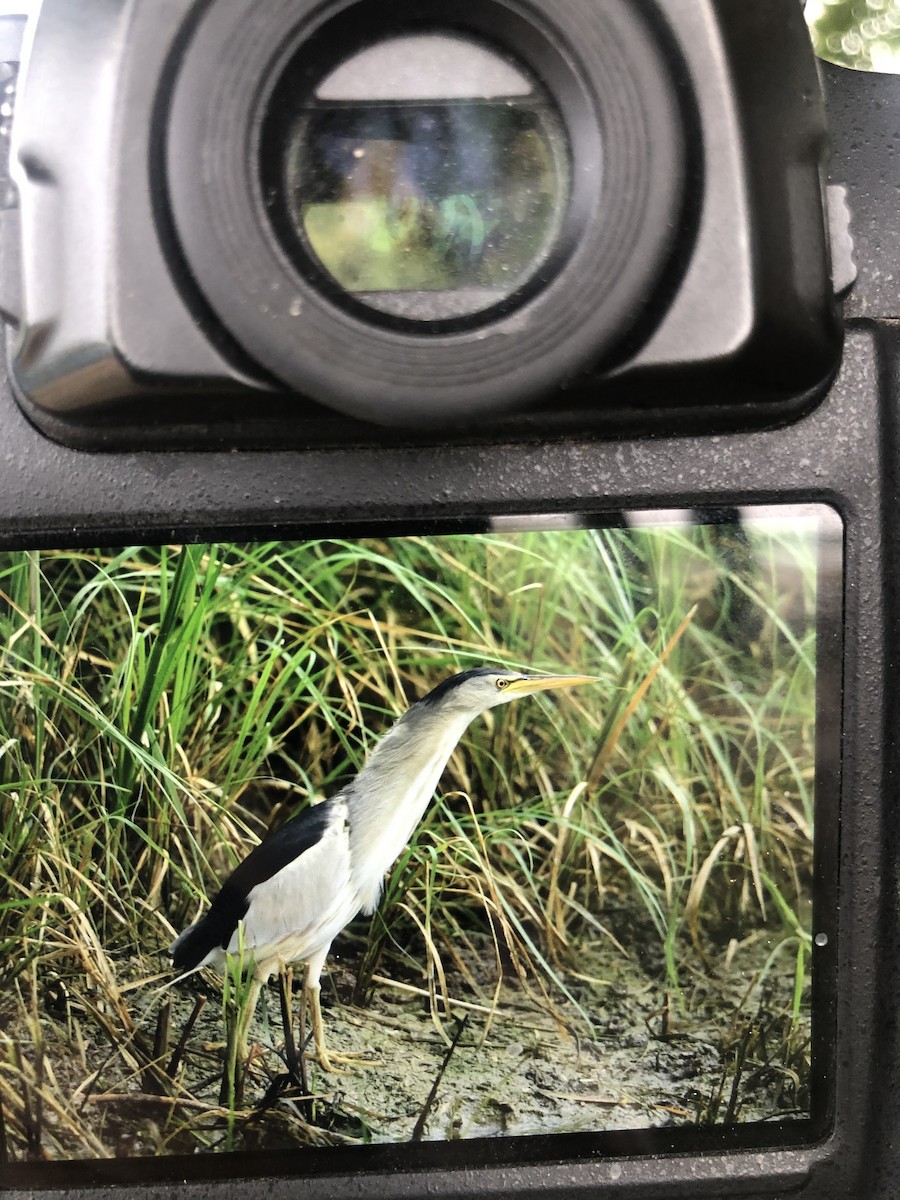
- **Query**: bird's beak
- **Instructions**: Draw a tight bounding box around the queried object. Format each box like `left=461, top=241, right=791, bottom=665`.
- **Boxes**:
left=505, top=673, right=599, bottom=696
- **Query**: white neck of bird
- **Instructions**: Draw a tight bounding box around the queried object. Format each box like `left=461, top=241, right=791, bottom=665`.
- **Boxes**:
left=345, top=705, right=476, bottom=915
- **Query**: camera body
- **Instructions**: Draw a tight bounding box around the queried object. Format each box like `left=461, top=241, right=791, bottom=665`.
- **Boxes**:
left=2, top=0, right=842, bottom=444
left=0, top=3, right=898, bottom=1200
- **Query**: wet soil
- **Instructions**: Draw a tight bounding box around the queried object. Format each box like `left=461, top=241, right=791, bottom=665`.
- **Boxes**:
left=0, top=906, right=811, bottom=1160
left=289, top=926, right=808, bottom=1145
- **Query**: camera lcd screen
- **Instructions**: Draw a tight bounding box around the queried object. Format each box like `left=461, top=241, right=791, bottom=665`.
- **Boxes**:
left=0, top=505, right=840, bottom=1181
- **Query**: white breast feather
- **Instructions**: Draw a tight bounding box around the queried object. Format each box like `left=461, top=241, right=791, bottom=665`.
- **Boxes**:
left=227, top=800, right=358, bottom=979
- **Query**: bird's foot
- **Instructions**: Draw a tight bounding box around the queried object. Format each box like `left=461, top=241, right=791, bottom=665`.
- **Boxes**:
left=315, top=1046, right=381, bottom=1074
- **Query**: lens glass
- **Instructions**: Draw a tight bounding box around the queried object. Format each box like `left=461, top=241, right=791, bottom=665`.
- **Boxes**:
left=275, top=34, right=570, bottom=322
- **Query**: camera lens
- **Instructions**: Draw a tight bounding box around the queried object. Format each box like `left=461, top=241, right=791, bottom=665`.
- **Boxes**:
left=270, top=34, right=569, bottom=324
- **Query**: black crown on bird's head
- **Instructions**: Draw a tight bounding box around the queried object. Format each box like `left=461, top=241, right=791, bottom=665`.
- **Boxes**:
left=416, top=666, right=598, bottom=716
left=419, top=666, right=520, bottom=708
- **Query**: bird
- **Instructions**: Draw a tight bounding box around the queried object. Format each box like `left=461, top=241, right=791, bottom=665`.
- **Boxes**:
left=169, top=666, right=597, bottom=1071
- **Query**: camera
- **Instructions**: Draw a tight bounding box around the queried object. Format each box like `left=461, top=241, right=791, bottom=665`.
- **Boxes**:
left=0, top=2, right=897, bottom=1200
left=0, top=0, right=850, bottom=442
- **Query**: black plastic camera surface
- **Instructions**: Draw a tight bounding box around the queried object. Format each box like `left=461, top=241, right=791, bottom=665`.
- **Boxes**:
left=0, top=0, right=844, bottom=444
left=0, top=2, right=898, bottom=1200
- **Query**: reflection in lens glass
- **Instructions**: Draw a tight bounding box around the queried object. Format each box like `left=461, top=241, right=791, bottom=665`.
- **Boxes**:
left=279, top=36, right=570, bottom=321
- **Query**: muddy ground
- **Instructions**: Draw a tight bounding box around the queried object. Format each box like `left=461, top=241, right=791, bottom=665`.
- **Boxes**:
left=0, top=902, right=812, bottom=1162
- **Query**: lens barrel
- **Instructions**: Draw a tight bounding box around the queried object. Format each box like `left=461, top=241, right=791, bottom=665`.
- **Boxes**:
left=164, top=0, right=688, bottom=426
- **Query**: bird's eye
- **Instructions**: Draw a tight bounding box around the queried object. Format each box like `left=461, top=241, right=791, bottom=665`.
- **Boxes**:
left=496, top=677, right=509, bottom=690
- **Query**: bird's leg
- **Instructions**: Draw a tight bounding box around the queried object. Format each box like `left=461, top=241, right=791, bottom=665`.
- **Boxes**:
left=307, top=980, right=346, bottom=1075
left=307, top=978, right=380, bottom=1073
left=279, top=967, right=307, bottom=1091
left=235, top=975, right=263, bottom=1062
left=219, top=974, right=261, bottom=1107
left=297, top=976, right=307, bottom=1054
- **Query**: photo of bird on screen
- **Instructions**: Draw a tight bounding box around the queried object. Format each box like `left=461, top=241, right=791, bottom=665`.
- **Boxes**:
left=169, top=668, right=597, bottom=1075
left=0, top=515, right=831, bottom=1160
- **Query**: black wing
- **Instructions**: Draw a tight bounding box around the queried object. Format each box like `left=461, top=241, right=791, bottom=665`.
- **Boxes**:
left=170, top=798, right=338, bottom=970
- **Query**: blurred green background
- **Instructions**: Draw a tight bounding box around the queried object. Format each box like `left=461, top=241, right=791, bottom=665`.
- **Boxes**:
left=807, top=0, right=900, bottom=70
